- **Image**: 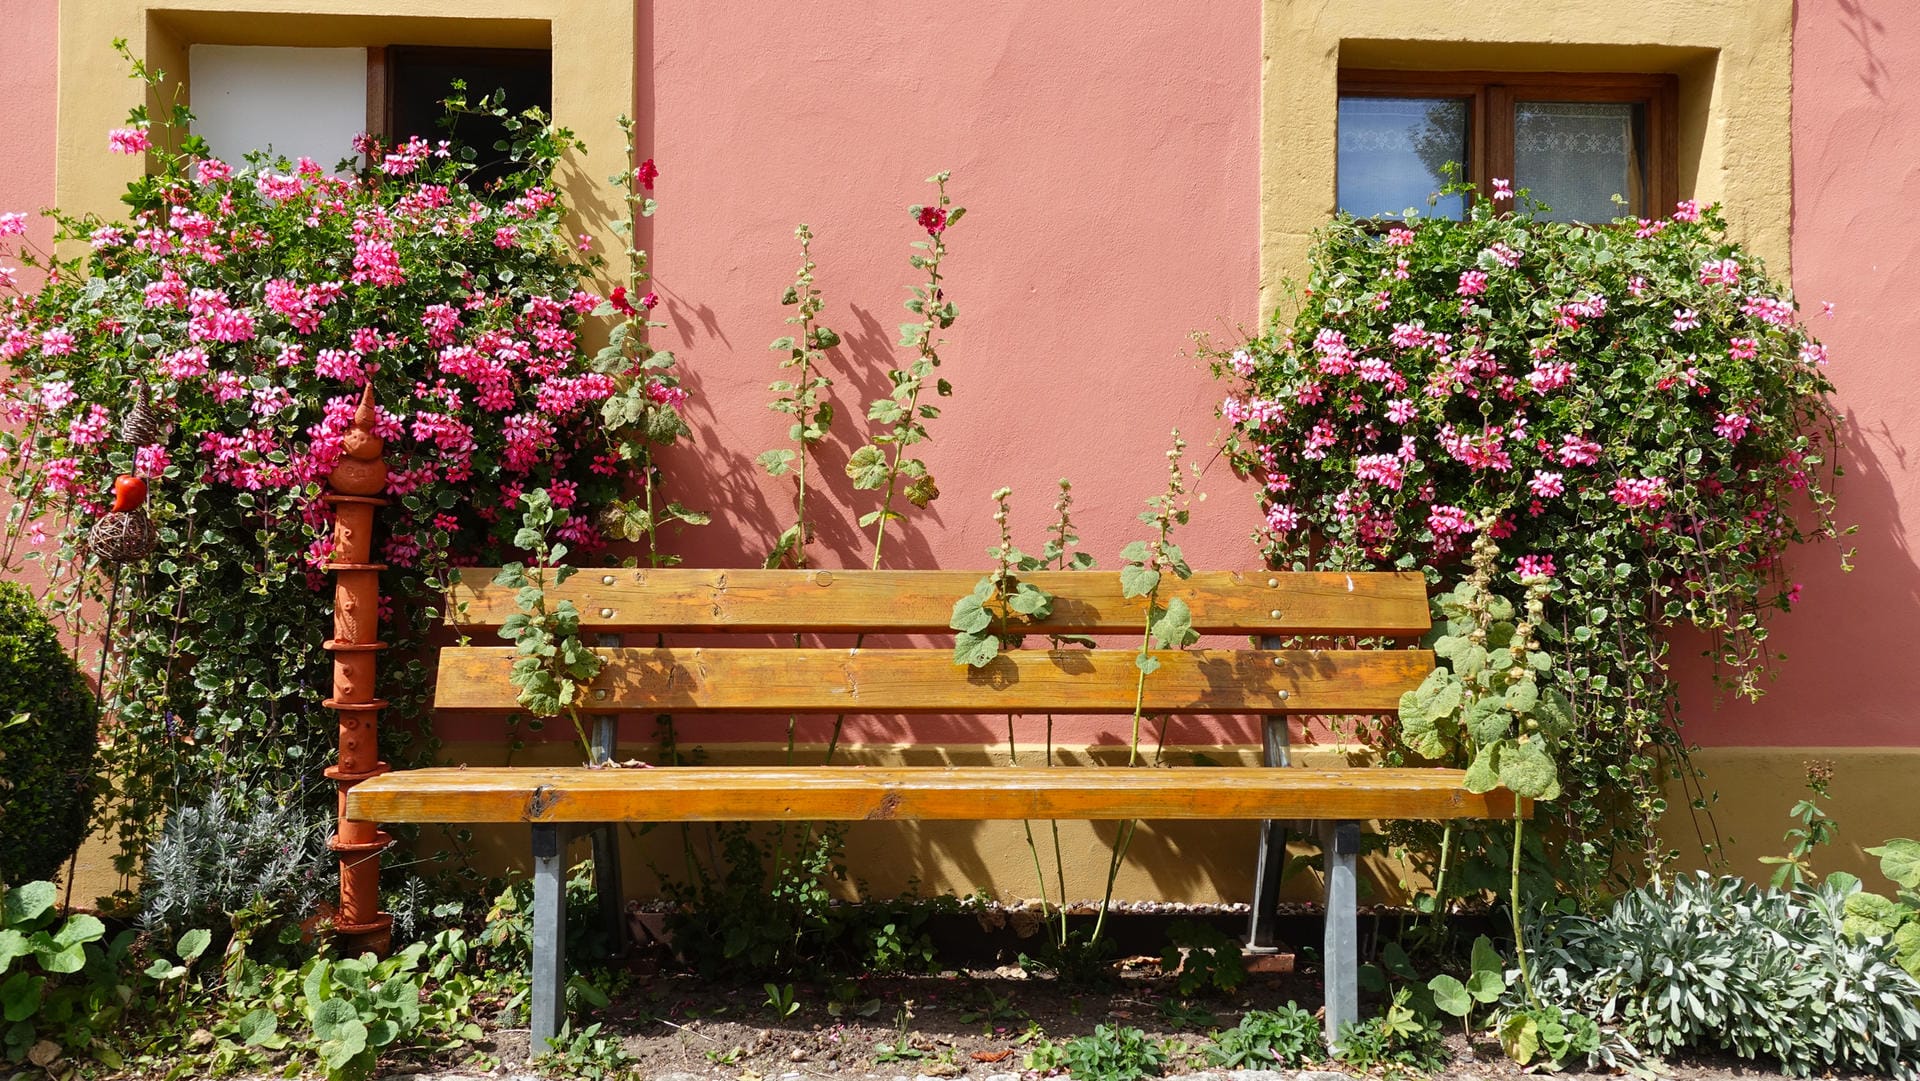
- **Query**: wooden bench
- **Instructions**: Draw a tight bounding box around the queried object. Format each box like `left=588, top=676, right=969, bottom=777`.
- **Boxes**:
left=346, top=568, right=1520, bottom=1051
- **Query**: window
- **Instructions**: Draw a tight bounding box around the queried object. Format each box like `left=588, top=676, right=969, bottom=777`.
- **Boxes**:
left=377, top=47, right=552, bottom=187
left=189, top=45, right=551, bottom=185
left=1337, top=71, right=1677, bottom=223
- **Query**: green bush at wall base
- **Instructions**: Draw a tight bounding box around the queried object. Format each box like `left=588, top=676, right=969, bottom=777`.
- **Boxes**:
left=0, top=582, right=99, bottom=884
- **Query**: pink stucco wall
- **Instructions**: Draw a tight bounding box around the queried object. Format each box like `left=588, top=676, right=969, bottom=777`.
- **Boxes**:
left=640, top=2, right=1264, bottom=745
left=0, top=0, right=57, bottom=269
left=1677, top=0, right=1920, bottom=748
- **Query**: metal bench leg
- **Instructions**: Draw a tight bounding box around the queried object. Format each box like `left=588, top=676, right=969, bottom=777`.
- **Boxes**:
left=531, top=823, right=567, bottom=1055
left=1247, top=714, right=1292, bottom=949
left=1321, top=820, right=1361, bottom=1048
left=589, top=707, right=626, bottom=959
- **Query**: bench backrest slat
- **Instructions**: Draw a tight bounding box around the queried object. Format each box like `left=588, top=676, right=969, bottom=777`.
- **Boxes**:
left=447, top=569, right=1431, bottom=637
left=434, top=646, right=1433, bottom=715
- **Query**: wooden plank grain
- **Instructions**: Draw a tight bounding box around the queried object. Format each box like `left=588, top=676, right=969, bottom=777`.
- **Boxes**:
left=347, top=766, right=1523, bottom=824
left=445, top=568, right=1430, bottom=636
left=432, top=646, right=1434, bottom=715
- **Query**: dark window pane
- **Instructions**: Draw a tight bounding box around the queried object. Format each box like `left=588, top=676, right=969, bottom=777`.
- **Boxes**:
left=1514, top=101, right=1647, bottom=222
left=387, top=47, right=551, bottom=189
left=1337, top=96, right=1469, bottom=220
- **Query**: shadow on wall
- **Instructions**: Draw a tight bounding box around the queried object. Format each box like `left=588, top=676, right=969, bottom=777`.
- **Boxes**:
left=1672, top=404, right=1918, bottom=750
left=652, top=295, right=947, bottom=572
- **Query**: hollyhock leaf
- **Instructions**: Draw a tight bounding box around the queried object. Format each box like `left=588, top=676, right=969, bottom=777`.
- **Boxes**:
left=846, top=445, right=888, bottom=489
left=1464, top=697, right=1511, bottom=747
left=1463, top=745, right=1500, bottom=793
left=1008, top=583, right=1052, bottom=618
left=1150, top=597, right=1198, bottom=650
left=1867, top=839, right=1920, bottom=889
left=953, top=632, right=999, bottom=669
left=1498, top=738, right=1559, bottom=800
left=949, top=593, right=992, bottom=634
left=1429, top=974, right=1469, bottom=1017
left=1842, top=892, right=1905, bottom=940
left=757, top=448, right=795, bottom=477
left=1504, top=680, right=1539, bottom=713
left=1120, top=565, right=1160, bottom=600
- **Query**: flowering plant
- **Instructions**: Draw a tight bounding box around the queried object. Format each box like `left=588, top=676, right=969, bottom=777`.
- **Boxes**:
left=0, top=54, right=695, bottom=873
left=1210, top=184, right=1842, bottom=883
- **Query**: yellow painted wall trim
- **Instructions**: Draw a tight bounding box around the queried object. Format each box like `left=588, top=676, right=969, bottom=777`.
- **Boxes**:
left=1259, top=0, right=1792, bottom=313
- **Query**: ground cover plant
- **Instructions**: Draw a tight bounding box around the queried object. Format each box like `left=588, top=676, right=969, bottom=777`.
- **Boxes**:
left=1211, top=180, right=1845, bottom=893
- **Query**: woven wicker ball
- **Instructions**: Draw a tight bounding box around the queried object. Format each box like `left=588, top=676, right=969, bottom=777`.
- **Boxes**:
left=87, top=509, right=156, bottom=565
left=118, top=383, right=163, bottom=447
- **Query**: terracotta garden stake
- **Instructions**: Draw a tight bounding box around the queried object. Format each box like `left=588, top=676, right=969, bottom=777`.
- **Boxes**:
left=322, top=386, right=394, bottom=953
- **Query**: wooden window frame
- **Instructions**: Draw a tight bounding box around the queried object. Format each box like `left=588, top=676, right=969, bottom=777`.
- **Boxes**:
left=1338, top=69, right=1678, bottom=219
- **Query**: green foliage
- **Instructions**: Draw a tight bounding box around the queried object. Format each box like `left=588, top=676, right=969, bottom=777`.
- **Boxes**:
left=477, top=857, right=618, bottom=976
left=959, top=988, right=1026, bottom=1033
left=1159, top=920, right=1247, bottom=997
left=848, top=172, right=962, bottom=566
left=1759, top=761, right=1840, bottom=890
left=1212, top=184, right=1845, bottom=889
left=1497, top=1003, right=1601, bottom=1073
left=1020, top=928, right=1119, bottom=986
left=1843, top=837, right=1920, bottom=980
left=761, top=224, right=838, bottom=570
left=660, top=821, right=848, bottom=978
left=1206, top=1003, right=1324, bottom=1069
left=0, top=880, right=151, bottom=1070
left=1090, top=434, right=1199, bottom=948
left=532, top=1020, right=635, bottom=1080
left=0, top=583, right=99, bottom=885
left=590, top=112, right=704, bottom=566
left=1528, top=871, right=1920, bottom=1077
left=493, top=491, right=606, bottom=758
left=539, top=1018, right=633, bottom=1076
left=761, top=982, right=800, bottom=1019
left=1426, top=934, right=1506, bottom=1033
left=1334, top=987, right=1448, bottom=1074
left=1052, top=1023, right=1169, bottom=1081
left=1399, top=535, right=1570, bottom=803
left=137, top=783, right=334, bottom=943
left=950, top=488, right=1057, bottom=668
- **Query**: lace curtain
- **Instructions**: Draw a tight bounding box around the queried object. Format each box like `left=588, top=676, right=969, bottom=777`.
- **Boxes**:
left=1337, top=96, right=1468, bottom=220
left=1515, top=101, right=1647, bottom=223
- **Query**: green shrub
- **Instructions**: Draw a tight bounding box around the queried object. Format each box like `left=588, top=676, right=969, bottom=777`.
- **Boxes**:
left=0, top=880, right=205, bottom=1071
left=1334, top=988, right=1449, bottom=1074
left=1531, top=872, right=1920, bottom=1078
left=137, top=784, right=334, bottom=941
left=1210, top=187, right=1843, bottom=890
left=1055, top=1023, right=1169, bottom=1081
left=1843, top=838, right=1920, bottom=979
left=1160, top=919, right=1247, bottom=997
left=0, top=582, right=100, bottom=884
left=1207, top=1003, right=1324, bottom=1069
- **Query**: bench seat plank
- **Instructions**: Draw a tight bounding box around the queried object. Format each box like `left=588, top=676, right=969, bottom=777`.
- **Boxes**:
left=434, top=647, right=1433, bottom=714
left=348, top=766, right=1520, bottom=824
left=448, top=569, right=1432, bottom=636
